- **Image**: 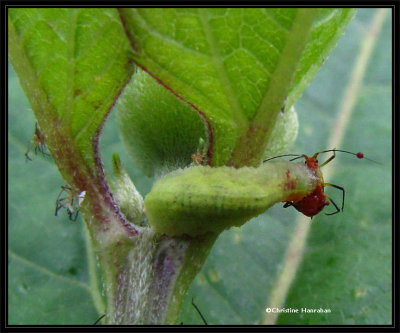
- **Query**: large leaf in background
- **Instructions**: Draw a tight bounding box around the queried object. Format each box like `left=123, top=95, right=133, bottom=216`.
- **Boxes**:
left=8, top=8, right=391, bottom=325
left=177, top=8, right=391, bottom=325
left=8, top=64, right=102, bottom=324
left=119, top=8, right=355, bottom=166
left=275, top=9, right=392, bottom=325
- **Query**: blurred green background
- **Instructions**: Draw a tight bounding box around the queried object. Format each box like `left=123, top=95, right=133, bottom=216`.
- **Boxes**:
left=8, top=8, right=391, bottom=325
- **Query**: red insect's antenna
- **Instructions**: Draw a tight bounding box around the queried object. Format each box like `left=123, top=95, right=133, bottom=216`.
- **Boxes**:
left=263, top=154, right=303, bottom=163
left=315, top=149, right=380, bottom=164
left=264, top=149, right=380, bottom=164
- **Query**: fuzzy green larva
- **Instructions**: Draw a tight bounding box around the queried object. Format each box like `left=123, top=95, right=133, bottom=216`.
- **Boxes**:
left=144, top=162, right=318, bottom=237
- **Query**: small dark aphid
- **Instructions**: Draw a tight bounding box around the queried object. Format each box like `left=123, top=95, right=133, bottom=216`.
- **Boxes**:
left=25, top=122, right=50, bottom=161
left=55, top=185, right=85, bottom=222
left=264, top=149, right=377, bottom=218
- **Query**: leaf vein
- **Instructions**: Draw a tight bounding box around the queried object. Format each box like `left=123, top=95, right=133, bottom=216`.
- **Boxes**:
left=134, top=10, right=211, bottom=58
left=8, top=249, right=91, bottom=291
left=197, top=9, right=248, bottom=127
left=262, top=9, right=291, bottom=32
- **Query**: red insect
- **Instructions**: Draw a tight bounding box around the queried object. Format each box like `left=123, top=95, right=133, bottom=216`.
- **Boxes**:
left=264, top=149, right=373, bottom=218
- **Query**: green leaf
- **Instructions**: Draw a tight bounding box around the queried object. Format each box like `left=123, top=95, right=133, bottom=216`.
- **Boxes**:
left=119, top=8, right=355, bottom=166
left=8, top=8, right=134, bottom=177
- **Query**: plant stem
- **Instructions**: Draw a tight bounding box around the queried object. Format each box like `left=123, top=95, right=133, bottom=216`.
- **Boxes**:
left=99, top=227, right=217, bottom=324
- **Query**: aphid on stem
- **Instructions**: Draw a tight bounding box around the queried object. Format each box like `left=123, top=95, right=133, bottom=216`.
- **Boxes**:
left=264, top=149, right=378, bottom=218
left=25, top=122, right=50, bottom=161
left=55, top=185, right=86, bottom=222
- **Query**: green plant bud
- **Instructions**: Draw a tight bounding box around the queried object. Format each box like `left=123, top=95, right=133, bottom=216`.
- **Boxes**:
left=144, top=162, right=318, bottom=237
left=110, top=153, right=146, bottom=225
left=117, top=68, right=208, bottom=177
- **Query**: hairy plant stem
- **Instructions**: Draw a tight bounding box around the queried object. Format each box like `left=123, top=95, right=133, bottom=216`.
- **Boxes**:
left=94, top=225, right=217, bottom=324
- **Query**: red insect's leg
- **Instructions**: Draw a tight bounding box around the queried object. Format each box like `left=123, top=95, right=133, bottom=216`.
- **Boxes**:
left=324, top=183, right=345, bottom=212
left=319, top=150, right=336, bottom=168
left=324, top=195, right=341, bottom=215
left=283, top=201, right=302, bottom=214
left=283, top=202, right=294, bottom=208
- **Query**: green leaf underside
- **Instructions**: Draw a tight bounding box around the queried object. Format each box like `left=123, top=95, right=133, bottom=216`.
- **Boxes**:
left=8, top=8, right=134, bottom=174
left=119, top=8, right=355, bottom=166
left=285, top=8, right=356, bottom=111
